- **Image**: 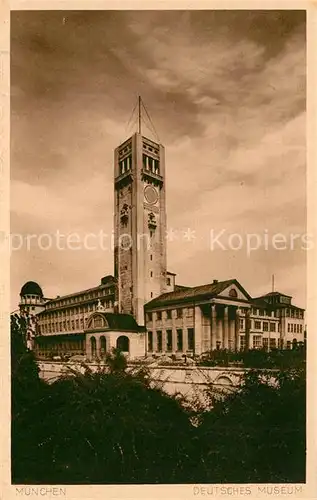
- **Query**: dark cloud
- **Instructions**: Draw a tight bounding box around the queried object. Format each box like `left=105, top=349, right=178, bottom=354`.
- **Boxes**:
left=10, top=10, right=306, bottom=309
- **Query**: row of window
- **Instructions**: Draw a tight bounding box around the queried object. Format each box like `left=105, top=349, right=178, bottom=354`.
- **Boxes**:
left=143, top=154, right=160, bottom=175
left=143, top=142, right=159, bottom=155
left=42, top=300, right=113, bottom=321
left=240, top=319, right=278, bottom=332
left=39, top=317, right=87, bottom=334
left=119, top=155, right=132, bottom=175
left=147, top=308, right=193, bottom=322
left=148, top=328, right=195, bottom=352
left=251, top=308, right=279, bottom=317
left=288, top=323, right=303, bottom=333
left=250, top=308, right=304, bottom=319
left=45, top=288, right=113, bottom=310
left=240, top=336, right=302, bottom=350
left=285, top=309, right=304, bottom=319
left=36, top=339, right=85, bottom=351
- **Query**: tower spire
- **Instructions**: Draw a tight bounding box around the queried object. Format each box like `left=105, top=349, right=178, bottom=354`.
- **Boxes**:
left=138, top=95, right=142, bottom=135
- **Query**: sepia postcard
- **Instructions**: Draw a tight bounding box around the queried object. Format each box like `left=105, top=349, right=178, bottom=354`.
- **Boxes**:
left=1, top=2, right=316, bottom=500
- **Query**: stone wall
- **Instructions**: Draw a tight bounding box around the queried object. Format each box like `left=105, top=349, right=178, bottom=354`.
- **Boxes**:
left=37, top=361, right=247, bottom=405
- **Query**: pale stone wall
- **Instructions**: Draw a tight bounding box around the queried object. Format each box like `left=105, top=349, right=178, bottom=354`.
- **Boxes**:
left=37, top=361, right=247, bottom=405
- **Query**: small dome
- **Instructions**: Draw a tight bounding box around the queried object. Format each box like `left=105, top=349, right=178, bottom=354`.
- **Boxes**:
left=20, top=281, right=43, bottom=298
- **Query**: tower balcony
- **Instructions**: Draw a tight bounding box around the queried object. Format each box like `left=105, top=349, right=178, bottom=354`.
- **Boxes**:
left=141, top=169, right=163, bottom=187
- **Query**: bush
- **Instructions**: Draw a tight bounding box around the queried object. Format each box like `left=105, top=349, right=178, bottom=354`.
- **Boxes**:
left=11, top=316, right=306, bottom=484
left=193, top=367, right=306, bottom=483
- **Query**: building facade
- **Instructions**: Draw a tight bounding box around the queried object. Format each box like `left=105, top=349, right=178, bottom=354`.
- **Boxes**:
left=17, top=129, right=306, bottom=360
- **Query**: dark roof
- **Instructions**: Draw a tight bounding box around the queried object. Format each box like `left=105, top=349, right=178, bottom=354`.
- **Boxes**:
left=256, top=291, right=292, bottom=299
left=45, top=282, right=115, bottom=305
left=174, top=285, right=190, bottom=291
left=251, top=297, right=304, bottom=311
left=88, top=312, right=146, bottom=332
left=251, top=298, right=272, bottom=309
left=145, top=279, right=251, bottom=308
left=20, top=281, right=43, bottom=297
left=101, top=275, right=115, bottom=285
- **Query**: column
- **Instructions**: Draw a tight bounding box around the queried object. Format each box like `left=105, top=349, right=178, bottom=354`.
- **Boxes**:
left=172, top=328, right=177, bottom=353
left=162, top=330, right=167, bottom=353
left=211, top=304, right=217, bottom=350
left=183, top=328, right=188, bottom=353
left=216, top=307, right=222, bottom=348
left=228, top=309, right=235, bottom=351
left=153, top=330, right=157, bottom=353
left=235, top=308, right=240, bottom=351
left=223, top=306, right=229, bottom=349
left=194, top=305, right=202, bottom=354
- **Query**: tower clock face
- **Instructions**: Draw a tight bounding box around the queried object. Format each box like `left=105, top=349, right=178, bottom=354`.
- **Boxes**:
left=144, top=185, right=158, bottom=205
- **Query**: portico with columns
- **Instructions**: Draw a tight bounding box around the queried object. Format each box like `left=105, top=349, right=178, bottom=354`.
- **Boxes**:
left=145, top=279, right=252, bottom=356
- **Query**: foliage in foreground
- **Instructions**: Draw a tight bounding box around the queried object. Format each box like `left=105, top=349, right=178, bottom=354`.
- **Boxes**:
left=11, top=320, right=306, bottom=484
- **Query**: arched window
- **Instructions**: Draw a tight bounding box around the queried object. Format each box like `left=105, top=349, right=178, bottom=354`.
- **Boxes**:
left=229, top=288, right=238, bottom=298
left=116, top=335, right=129, bottom=353
left=90, top=336, right=97, bottom=358
left=100, top=336, right=107, bottom=355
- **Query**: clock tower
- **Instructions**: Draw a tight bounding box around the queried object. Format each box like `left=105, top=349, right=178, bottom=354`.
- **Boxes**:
left=114, top=126, right=167, bottom=326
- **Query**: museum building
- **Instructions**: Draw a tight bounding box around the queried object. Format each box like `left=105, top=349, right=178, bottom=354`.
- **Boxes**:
left=17, top=128, right=305, bottom=359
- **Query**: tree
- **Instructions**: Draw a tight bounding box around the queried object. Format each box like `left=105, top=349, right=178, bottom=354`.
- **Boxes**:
left=11, top=313, right=47, bottom=483
left=11, top=355, right=196, bottom=484
left=193, top=367, right=306, bottom=483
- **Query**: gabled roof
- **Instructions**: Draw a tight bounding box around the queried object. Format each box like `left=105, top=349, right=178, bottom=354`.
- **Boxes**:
left=145, top=279, right=251, bottom=309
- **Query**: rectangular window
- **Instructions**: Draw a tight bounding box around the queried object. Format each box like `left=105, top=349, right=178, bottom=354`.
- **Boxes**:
left=150, top=271, right=153, bottom=277
left=252, top=335, right=262, bottom=348
left=166, top=310, right=172, bottom=320
left=177, top=329, right=183, bottom=351
left=176, top=309, right=183, bottom=319
left=166, top=277, right=171, bottom=286
left=255, top=321, right=261, bottom=330
left=239, top=319, right=244, bottom=329
left=270, top=338, right=276, bottom=349
left=157, top=331, right=162, bottom=352
left=147, top=312, right=152, bottom=322
left=166, top=330, right=172, bottom=351
left=270, top=323, right=276, bottom=332
left=252, top=307, right=257, bottom=315
left=263, top=337, right=269, bottom=349
left=148, top=331, right=153, bottom=352
left=300, top=324, right=303, bottom=333
left=187, top=328, right=195, bottom=350
left=156, top=311, right=162, bottom=321
left=263, top=322, right=269, bottom=332
left=240, top=336, right=245, bottom=350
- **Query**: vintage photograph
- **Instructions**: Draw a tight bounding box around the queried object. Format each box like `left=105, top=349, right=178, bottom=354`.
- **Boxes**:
left=10, top=10, right=306, bottom=485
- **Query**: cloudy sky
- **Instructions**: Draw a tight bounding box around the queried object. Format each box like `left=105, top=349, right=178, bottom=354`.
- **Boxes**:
left=10, top=10, right=306, bottom=310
